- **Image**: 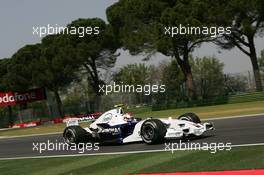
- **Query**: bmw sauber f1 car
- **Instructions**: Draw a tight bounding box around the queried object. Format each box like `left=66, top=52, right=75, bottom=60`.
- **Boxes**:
left=63, top=105, right=214, bottom=144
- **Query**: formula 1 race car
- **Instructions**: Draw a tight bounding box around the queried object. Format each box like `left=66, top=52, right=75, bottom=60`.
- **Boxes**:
left=63, top=104, right=214, bottom=144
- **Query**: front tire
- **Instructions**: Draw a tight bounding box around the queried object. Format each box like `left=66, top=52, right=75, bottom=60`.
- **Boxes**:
left=178, top=113, right=201, bottom=123
left=63, top=126, right=89, bottom=144
left=140, top=119, right=166, bottom=144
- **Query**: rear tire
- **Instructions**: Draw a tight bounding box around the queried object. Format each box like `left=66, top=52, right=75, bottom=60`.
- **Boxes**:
left=63, top=126, right=89, bottom=144
left=178, top=113, right=201, bottom=123
left=140, top=119, right=166, bottom=144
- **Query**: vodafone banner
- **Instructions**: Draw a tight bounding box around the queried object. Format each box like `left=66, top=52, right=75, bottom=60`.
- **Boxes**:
left=0, top=88, right=46, bottom=106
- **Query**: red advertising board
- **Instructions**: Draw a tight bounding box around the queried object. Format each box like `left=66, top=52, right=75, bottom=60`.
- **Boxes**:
left=0, top=88, right=46, bottom=106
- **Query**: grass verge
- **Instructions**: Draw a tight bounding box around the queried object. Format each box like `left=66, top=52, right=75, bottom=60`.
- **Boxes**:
left=135, top=100, right=264, bottom=118
left=0, top=123, right=89, bottom=137
left=0, top=146, right=263, bottom=175
left=1, top=101, right=264, bottom=137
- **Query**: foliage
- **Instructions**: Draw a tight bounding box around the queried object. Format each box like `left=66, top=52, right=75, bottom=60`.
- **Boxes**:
left=157, top=60, right=185, bottom=104
left=113, top=63, right=159, bottom=85
left=32, top=35, right=79, bottom=92
left=0, top=58, right=11, bottom=91
left=67, top=18, right=119, bottom=96
left=113, top=63, right=160, bottom=104
left=0, top=58, right=15, bottom=126
left=215, top=0, right=264, bottom=91
left=107, top=0, right=220, bottom=99
left=3, top=45, right=41, bottom=91
left=259, top=49, right=264, bottom=72
left=191, top=56, right=225, bottom=99
left=224, top=74, right=248, bottom=93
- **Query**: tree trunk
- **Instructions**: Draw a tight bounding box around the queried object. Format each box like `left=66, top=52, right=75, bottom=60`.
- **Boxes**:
left=183, top=63, right=197, bottom=100
left=7, top=106, right=14, bottom=127
left=95, top=95, right=102, bottom=112
left=248, top=35, right=263, bottom=91
left=84, top=59, right=103, bottom=111
left=174, top=47, right=197, bottom=100
left=54, top=90, right=65, bottom=118
left=251, top=58, right=263, bottom=91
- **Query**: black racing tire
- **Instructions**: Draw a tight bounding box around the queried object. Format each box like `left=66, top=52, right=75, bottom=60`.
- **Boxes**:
left=63, top=126, right=89, bottom=144
left=140, top=119, right=166, bottom=144
left=178, top=112, right=201, bottom=123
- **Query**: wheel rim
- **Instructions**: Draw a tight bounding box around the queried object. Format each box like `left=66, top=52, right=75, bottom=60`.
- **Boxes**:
left=65, top=130, right=75, bottom=143
left=142, top=124, right=154, bottom=140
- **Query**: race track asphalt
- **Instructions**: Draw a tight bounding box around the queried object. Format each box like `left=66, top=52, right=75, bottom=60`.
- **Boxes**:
left=0, top=115, right=263, bottom=159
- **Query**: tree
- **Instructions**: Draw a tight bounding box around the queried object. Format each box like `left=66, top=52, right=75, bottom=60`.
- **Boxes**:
left=67, top=18, right=119, bottom=96
left=1, top=45, right=44, bottom=125
left=224, top=74, right=248, bottom=93
left=160, top=60, right=185, bottom=103
left=63, top=79, right=94, bottom=114
left=65, top=18, right=119, bottom=110
left=4, top=45, right=42, bottom=93
left=113, top=63, right=159, bottom=104
left=32, top=34, right=81, bottom=118
left=191, top=56, right=225, bottom=99
left=0, top=58, right=14, bottom=126
left=259, top=49, right=264, bottom=84
left=215, top=0, right=264, bottom=91
left=259, top=49, right=264, bottom=72
left=107, top=0, right=220, bottom=99
left=114, top=64, right=151, bottom=85
left=0, top=59, right=10, bottom=91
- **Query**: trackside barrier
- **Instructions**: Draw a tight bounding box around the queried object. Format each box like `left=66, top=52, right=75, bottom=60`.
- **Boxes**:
left=11, top=112, right=102, bottom=128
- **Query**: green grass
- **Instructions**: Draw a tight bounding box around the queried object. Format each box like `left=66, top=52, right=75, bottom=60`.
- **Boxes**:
left=135, top=100, right=264, bottom=119
left=151, top=91, right=264, bottom=110
left=0, top=146, right=263, bottom=175
left=1, top=101, right=264, bottom=137
left=0, top=123, right=89, bottom=137
left=228, top=91, right=264, bottom=103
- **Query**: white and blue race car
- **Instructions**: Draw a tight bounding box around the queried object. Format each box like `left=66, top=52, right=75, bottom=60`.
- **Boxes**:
left=63, top=105, right=214, bottom=144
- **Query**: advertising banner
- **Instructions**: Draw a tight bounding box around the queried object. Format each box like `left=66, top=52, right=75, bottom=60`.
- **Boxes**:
left=0, top=88, right=46, bottom=106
